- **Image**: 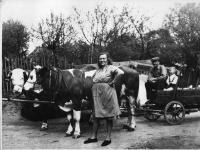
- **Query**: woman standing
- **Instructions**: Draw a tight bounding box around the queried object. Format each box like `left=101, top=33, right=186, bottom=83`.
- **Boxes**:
left=84, top=52, right=124, bottom=146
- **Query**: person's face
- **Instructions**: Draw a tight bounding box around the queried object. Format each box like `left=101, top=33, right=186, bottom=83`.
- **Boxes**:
left=169, top=67, right=175, bottom=75
left=99, top=54, right=108, bottom=67
left=152, top=61, right=159, bottom=67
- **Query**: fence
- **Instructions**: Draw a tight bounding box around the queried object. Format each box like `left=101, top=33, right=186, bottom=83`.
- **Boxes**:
left=2, top=56, right=152, bottom=97
left=2, top=57, right=34, bottom=97
left=2, top=56, right=83, bottom=96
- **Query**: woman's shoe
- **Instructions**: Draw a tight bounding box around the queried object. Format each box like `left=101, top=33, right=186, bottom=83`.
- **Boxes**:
left=101, top=140, right=111, bottom=146
left=127, top=127, right=135, bottom=131
left=127, top=125, right=136, bottom=131
left=84, top=138, right=98, bottom=144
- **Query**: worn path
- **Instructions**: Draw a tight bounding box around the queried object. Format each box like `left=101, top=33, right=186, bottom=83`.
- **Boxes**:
left=2, top=102, right=200, bottom=149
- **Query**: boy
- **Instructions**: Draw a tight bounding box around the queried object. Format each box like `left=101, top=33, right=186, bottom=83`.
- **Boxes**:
left=164, top=67, right=178, bottom=91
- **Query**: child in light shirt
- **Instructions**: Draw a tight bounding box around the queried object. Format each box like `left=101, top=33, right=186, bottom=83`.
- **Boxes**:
left=164, top=67, right=178, bottom=91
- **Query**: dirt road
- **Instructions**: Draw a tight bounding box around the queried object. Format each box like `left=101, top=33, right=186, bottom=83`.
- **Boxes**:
left=2, top=102, right=200, bottom=149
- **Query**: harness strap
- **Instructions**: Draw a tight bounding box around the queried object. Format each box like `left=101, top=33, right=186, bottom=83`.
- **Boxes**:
left=49, top=70, right=52, bottom=89
left=16, top=84, right=24, bottom=88
left=49, top=68, right=60, bottom=102
left=26, top=81, right=35, bottom=84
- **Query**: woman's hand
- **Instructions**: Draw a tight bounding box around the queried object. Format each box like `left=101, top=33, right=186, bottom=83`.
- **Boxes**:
left=108, top=81, right=115, bottom=87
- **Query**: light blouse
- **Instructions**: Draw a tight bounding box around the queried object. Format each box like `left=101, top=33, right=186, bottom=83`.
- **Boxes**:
left=93, top=65, right=124, bottom=83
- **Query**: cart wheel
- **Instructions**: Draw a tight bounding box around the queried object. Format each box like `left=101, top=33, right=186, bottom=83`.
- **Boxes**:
left=164, top=101, right=185, bottom=125
left=144, top=113, right=160, bottom=121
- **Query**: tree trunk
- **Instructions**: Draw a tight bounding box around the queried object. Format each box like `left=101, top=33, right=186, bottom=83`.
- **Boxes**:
left=52, top=50, right=59, bottom=67
left=90, top=44, right=94, bottom=64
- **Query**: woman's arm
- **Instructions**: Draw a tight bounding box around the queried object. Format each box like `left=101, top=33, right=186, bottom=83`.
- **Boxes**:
left=109, top=66, right=124, bottom=86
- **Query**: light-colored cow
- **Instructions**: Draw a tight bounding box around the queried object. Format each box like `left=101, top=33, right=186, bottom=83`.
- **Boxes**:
left=8, top=68, right=29, bottom=94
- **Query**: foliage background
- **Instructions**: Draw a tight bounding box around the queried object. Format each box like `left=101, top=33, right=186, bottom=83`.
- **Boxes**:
left=2, top=3, right=200, bottom=68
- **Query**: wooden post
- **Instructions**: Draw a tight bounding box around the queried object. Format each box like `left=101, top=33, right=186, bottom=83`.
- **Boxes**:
left=4, top=57, right=9, bottom=95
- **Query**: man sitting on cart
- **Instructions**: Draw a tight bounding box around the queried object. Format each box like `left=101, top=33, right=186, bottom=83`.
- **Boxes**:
left=145, top=57, right=167, bottom=100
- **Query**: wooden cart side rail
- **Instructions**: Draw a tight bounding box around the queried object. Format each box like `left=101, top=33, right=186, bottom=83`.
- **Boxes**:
left=2, top=98, right=90, bottom=108
left=2, top=97, right=55, bottom=104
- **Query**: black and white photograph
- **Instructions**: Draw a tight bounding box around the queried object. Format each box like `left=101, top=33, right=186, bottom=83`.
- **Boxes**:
left=1, top=0, right=200, bottom=149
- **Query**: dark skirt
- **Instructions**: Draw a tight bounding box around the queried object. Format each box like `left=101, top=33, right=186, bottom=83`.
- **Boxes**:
left=92, top=83, right=121, bottom=118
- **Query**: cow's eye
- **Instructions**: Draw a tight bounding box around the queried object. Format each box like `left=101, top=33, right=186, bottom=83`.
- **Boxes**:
left=30, top=75, right=33, bottom=80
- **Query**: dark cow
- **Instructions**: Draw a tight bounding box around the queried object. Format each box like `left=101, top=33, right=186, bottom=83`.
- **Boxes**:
left=36, top=65, right=139, bottom=138
left=36, top=67, right=93, bottom=138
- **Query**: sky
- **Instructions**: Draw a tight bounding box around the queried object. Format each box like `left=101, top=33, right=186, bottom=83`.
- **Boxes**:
left=1, top=0, right=199, bottom=53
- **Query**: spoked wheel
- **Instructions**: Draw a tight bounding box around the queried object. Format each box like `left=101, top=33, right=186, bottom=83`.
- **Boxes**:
left=144, top=112, right=160, bottom=121
left=164, top=101, right=185, bottom=125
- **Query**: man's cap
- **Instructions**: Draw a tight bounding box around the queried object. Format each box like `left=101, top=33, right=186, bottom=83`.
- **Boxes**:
left=151, top=57, right=160, bottom=62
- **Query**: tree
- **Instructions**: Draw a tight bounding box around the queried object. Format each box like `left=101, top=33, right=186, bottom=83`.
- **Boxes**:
left=2, top=19, right=30, bottom=58
left=32, top=12, right=76, bottom=66
left=145, top=29, right=181, bottom=65
left=128, top=12, right=151, bottom=59
left=73, top=5, right=150, bottom=62
left=164, top=3, right=200, bottom=67
left=106, top=6, right=151, bottom=60
left=107, top=33, right=139, bottom=61
left=74, top=5, right=114, bottom=63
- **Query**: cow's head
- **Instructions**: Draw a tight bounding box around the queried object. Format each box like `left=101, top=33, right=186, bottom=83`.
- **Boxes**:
left=23, top=65, right=42, bottom=91
left=36, top=66, right=49, bottom=87
left=7, top=68, right=28, bottom=94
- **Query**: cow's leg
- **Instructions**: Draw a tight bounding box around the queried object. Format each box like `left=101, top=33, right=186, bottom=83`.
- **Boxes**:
left=126, top=95, right=136, bottom=131
left=58, top=100, right=74, bottom=136
left=73, top=109, right=81, bottom=139
left=66, top=111, right=73, bottom=136
left=30, top=91, right=49, bottom=131
left=40, top=104, right=49, bottom=131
